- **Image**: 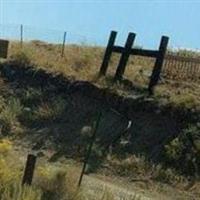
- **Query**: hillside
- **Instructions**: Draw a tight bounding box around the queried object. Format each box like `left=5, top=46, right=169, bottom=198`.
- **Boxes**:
left=0, top=41, right=199, bottom=199
left=7, top=41, right=200, bottom=106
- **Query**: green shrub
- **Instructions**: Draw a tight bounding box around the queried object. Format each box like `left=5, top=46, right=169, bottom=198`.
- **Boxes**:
left=169, top=94, right=197, bottom=110
left=165, top=124, right=200, bottom=176
left=108, top=155, right=149, bottom=177
left=152, top=164, right=185, bottom=184
left=34, top=97, right=67, bottom=122
left=0, top=98, right=23, bottom=135
left=20, top=87, right=43, bottom=107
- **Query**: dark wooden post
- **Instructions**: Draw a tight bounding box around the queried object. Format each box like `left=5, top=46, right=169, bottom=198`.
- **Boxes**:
left=148, top=36, right=169, bottom=95
left=61, top=31, right=67, bottom=57
left=0, top=39, right=9, bottom=58
left=99, top=31, right=117, bottom=76
left=78, top=113, right=101, bottom=187
left=20, top=24, right=23, bottom=48
left=114, top=32, right=136, bottom=81
left=22, top=154, right=37, bottom=186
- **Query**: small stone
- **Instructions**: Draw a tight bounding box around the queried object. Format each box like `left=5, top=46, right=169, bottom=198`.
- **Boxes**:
left=24, top=107, right=31, bottom=112
left=81, top=126, right=92, bottom=137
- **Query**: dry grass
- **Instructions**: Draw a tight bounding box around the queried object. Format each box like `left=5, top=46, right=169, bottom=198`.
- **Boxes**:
left=0, top=40, right=200, bottom=199
left=0, top=97, right=24, bottom=136
left=6, top=40, right=200, bottom=109
left=8, top=41, right=154, bottom=84
left=107, top=154, right=187, bottom=185
left=0, top=141, right=119, bottom=200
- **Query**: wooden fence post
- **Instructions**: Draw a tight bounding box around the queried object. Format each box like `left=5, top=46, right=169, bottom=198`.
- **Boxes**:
left=61, top=31, right=67, bottom=57
left=0, top=39, right=9, bottom=58
left=114, top=32, right=136, bottom=81
left=22, top=154, right=37, bottom=186
left=148, top=36, right=169, bottom=95
left=20, top=24, right=23, bottom=48
left=99, top=31, right=117, bottom=76
left=78, top=113, right=101, bottom=187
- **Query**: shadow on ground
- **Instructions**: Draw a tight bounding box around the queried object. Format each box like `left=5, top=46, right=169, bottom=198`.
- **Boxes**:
left=0, top=61, right=196, bottom=173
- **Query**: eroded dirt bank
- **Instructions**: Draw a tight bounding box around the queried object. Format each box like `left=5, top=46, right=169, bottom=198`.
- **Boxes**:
left=0, top=61, right=199, bottom=199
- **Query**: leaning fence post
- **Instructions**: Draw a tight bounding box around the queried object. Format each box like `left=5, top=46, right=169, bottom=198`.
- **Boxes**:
left=114, top=32, right=136, bottom=81
left=61, top=31, right=67, bottom=57
left=20, top=24, right=23, bottom=48
left=22, top=154, right=37, bottom=186
left=148, top=36, right=169, bottom=95
left=78, top=113, right=101, bottom=187
left=99, top=31, right=117, bottom=76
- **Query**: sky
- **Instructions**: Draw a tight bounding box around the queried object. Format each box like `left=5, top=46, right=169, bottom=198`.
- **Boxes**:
left=0, top=0, right=200, bottom=49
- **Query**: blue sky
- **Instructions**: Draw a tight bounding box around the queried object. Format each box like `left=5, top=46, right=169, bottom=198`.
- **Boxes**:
left=1, top=0, right=200, bottom=49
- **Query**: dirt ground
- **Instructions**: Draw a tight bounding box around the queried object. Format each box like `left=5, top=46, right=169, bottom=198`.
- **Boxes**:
left=0, top=62, right=199, bottom=200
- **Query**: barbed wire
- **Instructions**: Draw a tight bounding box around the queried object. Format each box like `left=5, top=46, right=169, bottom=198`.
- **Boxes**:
left=0, top=23, right=108, bottom=46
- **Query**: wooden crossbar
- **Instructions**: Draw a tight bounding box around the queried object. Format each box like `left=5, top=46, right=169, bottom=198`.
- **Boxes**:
left=112, top=46, right=159, bottom=58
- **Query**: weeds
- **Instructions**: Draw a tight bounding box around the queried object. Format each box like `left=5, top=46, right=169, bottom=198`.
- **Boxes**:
left=0, top=41, right=199, bottom=199
left=0, top=152, right=117, bottom=200
left=7, top=41, right=200, bottom=110
left=0, top=183, right=42, bottom=200
left=20, top=87, right=43, bottom=107
left=34, top=97, right=66, bottom=122
left=9, top=49, right=32, bottom=67
left=0, top=97, right=23, bottom=135
left=0, top=139, right=12, bottom=154
left=107, top=154, right=188, bottom=185
left=165, top=123, right=200, bottom=176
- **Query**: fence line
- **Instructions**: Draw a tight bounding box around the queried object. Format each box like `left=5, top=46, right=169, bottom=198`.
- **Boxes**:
left=163, top=53, right=200, bottom=81
left=0, top=23, right=105, bottom=47
left=1, top=23, right=200, bottom=83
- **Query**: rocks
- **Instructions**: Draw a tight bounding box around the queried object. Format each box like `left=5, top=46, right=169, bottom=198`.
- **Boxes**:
left=81, top=126, right=93, bottom=137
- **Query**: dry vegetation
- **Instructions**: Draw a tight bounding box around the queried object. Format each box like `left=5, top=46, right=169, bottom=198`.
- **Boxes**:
left=0, top=40, right=200, bottom=199
left=7, top=41, right=200, bottom=107
left=0, top=139, right=121, bottom=200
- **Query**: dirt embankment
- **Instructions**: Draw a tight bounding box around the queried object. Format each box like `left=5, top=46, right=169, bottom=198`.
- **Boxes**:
left=1, top=61, right=198, bottom=161
left=0, top=61, right=200, bottom=199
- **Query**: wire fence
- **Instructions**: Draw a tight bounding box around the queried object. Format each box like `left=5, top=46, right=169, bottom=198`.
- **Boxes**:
left=0, top=23, right=105, bottom=46
left=1, top=23, right=200, bottom=83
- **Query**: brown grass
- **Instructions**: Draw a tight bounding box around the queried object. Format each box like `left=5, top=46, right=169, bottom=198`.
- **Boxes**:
left=0, top=41, right=200, bottom=199
left=6, top=40, right=200, bottom=110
